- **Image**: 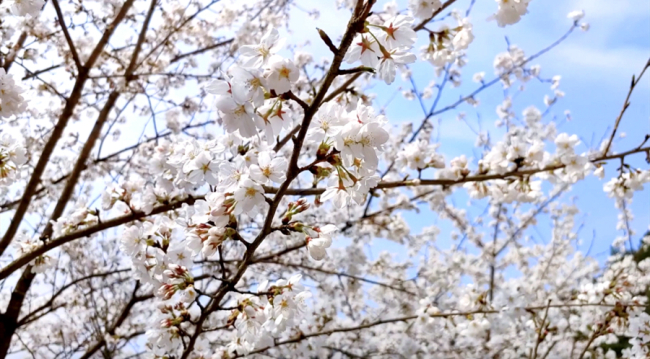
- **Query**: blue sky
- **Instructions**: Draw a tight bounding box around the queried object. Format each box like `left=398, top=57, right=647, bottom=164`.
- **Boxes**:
left=285, top=0, right=650, bottom=261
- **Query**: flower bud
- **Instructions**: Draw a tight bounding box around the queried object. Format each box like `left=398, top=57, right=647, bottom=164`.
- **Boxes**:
left=316, top=141, right=331, bottom=160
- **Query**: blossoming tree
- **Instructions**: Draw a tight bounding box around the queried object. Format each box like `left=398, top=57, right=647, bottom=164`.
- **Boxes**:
left=0, top=0, right=648, bottom=358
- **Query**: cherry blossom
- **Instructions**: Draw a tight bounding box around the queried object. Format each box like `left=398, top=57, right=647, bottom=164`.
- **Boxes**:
left=345, top=34, right=382, bottom=68
left=409, top=0, right=442, bottom=19
left=568, top=9, right=586, bottom=22
left=239, top=28, right=285, bottom=68
left=230, top=66, right=267, bottom=107
left=0, top=69, right=27, bottom=118
left=307, top=102, right=348, bottom=143
left=14, top=235, right=53, bottom=273
left=233, top=178, right=267, bottom=214
left=265, top=57, right=300, bottom=94
left=214, top=95, right=260, bottom=137
left=490, top=0, right=532, bottom=27
left=8, top=0, right=44, bottom=18
left=250, top=151, right=288, bottom=184
left=377, top=47, right=417, bottom=84
left=378, top=15, right=417, bottom=49
left=0, top=134, right=26, bottom=186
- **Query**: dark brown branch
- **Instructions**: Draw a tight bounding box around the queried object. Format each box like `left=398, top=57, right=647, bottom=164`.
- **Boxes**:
left=273, top=125, right=301, bottom=152
left=531, top=300, right=552, bottom=359
left=0, top=196, right=199, bottom=281
left=285, top=91, right=309, bottom=111
left=39, top=0, right=156, bottom=243
left=323, top=72, right=363, bottom=103
left=2, top=31, right=27, bottom=72
left=267, top=144, right=650, bottom=196
left=412, top=0, right=458, bottom=31
left=138, top=0, right=222, bottom=67
left=252, top=243, right=306, bottom=263
left=9, top=60, right=67, bottom=100
left=52, top=0, right=82, bottom=69
left=239, top=315, right=417, bottom=357
left=3, top=145, right=647, bottom=282
left=21, top=64, right=63, bottom=80
left=241, top=302, right=643, bottom=357
left=4, top=144, right=646, bottom=283
left=0, top=6, right=139, bottom=354
left=0, top=120, right=213, bottom=214
left=338, top=66, right=375, bottom=75
left=488, top=204, right=502, bottom=302
left=79, top=283, right=143, bottom=359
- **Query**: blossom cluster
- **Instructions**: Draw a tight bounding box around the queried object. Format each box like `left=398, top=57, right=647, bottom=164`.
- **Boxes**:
left=51, top=207, right=98, bottom=237
left=604, top=170, right=650, bottom=201
left=207, top=28, right=299, bottom=139
left=13, top=235, right=53, bottom=273
left=420, top=13, right=475, bottom=69
left=4, top=0, right=44, bottom=18
left=0, top=69, right=27, bottom=119
left=223, top=275, right=311, bottom=355
left=489, top=0, right=532, bottom=27
left=344, top=15, right=417, bottom=84
left=120, top=217, right=192, bottom=288
left=0, top=134, right=26, bottom=186
left=408, top=0, right=442, bottom=20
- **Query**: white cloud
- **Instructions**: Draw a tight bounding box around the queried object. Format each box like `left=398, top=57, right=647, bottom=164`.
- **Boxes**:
left=547, top=45, right=649, bottom=85
left=566, top=0, right=647, bottom=23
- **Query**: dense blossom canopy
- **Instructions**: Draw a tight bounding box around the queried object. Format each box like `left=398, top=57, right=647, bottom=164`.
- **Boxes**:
left=0, top=0, right=648, bottom=358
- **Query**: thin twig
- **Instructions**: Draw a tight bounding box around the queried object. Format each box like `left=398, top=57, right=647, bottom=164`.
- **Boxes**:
left=602, top=58, right=650, bottom=156
left=52, top=0, right=82, bottom=69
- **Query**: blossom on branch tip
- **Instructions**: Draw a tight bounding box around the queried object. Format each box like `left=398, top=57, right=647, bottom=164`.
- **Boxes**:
left=265, top=57, right=299, bottom=95
left=239, top=28, right=285, bottom=68
left=0, top=69, right=27, bottom=119
left=233, top=178, right=266, bottom=215
left=0, top=134, right=26, bottom=186
left=8, top=0, right=44, bottom=18
left=379, top=15, right=417, bottom=49
left=409, top=0, right=442, bottom=20
left=215, top=96, right=260, bottom=138
left=250, top=151, right=287, bottom=184
left=345, top=34, right=381, bottom=68
left=378, top=47, right=416, bottom=85
left=489, top=0, right=532, bottom=27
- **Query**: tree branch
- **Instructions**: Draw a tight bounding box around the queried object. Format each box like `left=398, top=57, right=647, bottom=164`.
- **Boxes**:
left=52, top=0, right=82, bottom=69
left=170, top=38, right=234, bottom=64
left=602, top=58, right=650, bottom=156
left=177, top=2, right=376, bottom=357
left=0, top=0, right=136, bottom=257
left=412, top=0, right=458, bottom=31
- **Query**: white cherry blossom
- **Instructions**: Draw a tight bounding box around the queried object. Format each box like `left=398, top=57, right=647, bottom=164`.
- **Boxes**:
left=0, top=69, right=27, bottom=118
left=265, top=57, right=299, bottom=94
left=377, top=47, right=417, bottom=84
left=233, top=178, right=266, bottom=214
left=409, top=0, right=442, bottom=19
left=8, top=0, right=44, bottom=17
left=239, top=28, right=285, bottom=68
left=249, top=151, right=288, bottom=184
